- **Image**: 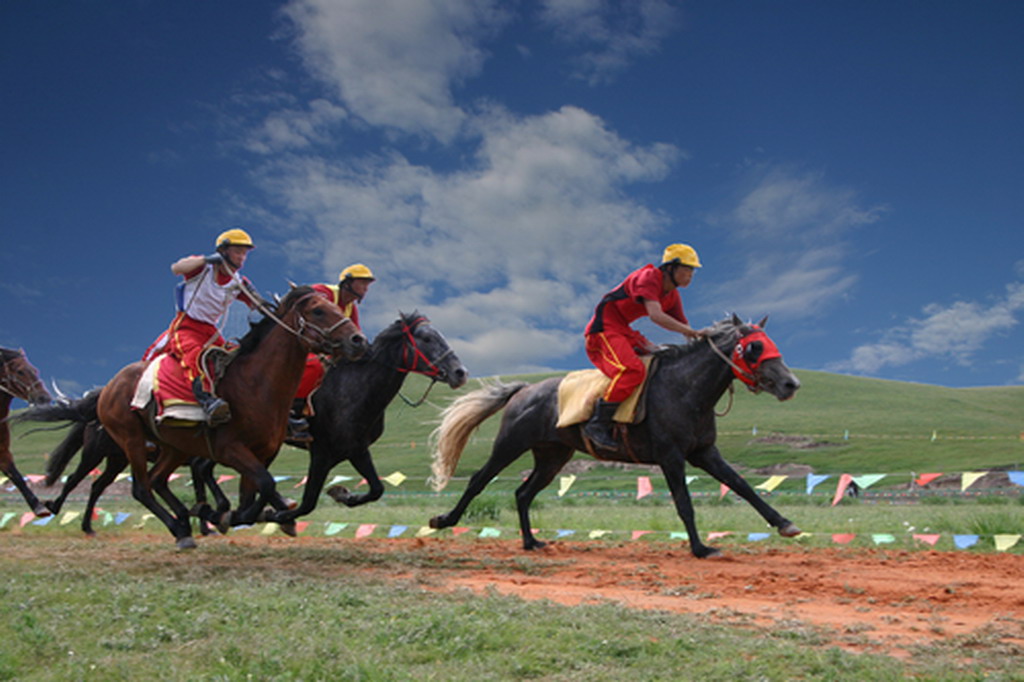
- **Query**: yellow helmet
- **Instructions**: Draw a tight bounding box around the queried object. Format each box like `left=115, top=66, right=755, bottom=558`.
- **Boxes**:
left=215, top=228, right=255, bottom=250
left=339, top=263, right=375, bottom=281
left=661, top=243, right=701, bottom=268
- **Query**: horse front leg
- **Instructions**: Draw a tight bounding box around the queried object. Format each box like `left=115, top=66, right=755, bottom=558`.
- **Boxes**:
left=0, top=454, right=49, bottom=517
left=268, top=443, right=338, bottom=524
left=327, top=449, right=384, bottom=508
left=688, top=445, right=801, bottom=538
left=660, top=455, right=719, bottom=559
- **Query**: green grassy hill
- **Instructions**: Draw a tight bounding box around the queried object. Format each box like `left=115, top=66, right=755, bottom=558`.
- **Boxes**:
left=7, top=368, right=1023, bottom=492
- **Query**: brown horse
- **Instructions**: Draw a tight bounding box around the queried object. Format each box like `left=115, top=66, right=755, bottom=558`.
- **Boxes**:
left=0, top=347, right=52, bottom=516
left=97, top=286, right=366, bottom=549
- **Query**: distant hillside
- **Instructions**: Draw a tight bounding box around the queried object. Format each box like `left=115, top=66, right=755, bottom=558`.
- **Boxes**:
left=8, top=369, right=1022, bottom=490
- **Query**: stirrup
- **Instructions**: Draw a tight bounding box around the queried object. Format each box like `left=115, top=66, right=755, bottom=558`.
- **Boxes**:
left=288, top=418, right=313, bottom=444
left=204, top=397, right=232, bottom=427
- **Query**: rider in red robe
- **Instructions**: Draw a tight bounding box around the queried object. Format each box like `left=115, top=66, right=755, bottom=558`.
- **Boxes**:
left=144, top=229, right=259, bottom=425
left=582, top=243, right=705, bottom=449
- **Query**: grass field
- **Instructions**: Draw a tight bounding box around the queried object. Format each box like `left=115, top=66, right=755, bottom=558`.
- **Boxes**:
left=2, top=369, right=1023, bottom=679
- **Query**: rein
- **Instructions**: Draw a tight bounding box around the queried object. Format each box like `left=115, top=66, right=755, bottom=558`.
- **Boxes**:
left=252, top=291, right=353, bottom=354
left=706, top=335, right=758, bottom=387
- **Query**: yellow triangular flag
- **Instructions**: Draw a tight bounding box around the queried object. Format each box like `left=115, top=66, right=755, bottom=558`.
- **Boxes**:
left=415, top=526, right=437, bottom=537
left=261, top=523, right=278, bottom=535
left=115, top=473, right=130, bottom=483
left=381, top=471, right=407, bottom=486
left=961, top=471, right=986, bottom=491
left=588, top=529, right=610, bottom=539
left=133, top=513, right=155, bottom=529
left=557, top=474, right=576, bottom=497
left=59, top=511, right=81, bottom=526
left=755, top=475, right=787, bottom=492
left=994, top=534, right=1021, bottom=552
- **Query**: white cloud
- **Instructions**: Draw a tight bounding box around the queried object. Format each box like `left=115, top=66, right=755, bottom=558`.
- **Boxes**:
left=701, top=165, right=885, bottom=320
left=538, top=0, right=680, bottom=85
left=282, top=0, right=509, bottom=143
left=242, top=99, right=347, bottom=154
left=834, top=282, right=1024, bottom=374
left=249, top=105, right=680, bottom=373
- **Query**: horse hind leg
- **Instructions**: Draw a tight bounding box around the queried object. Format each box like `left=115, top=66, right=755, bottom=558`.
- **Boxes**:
left=514, top=444, right=574, bottom=550
left=0, top=458, right=49, bottom=517
left=428, top=433, right=526, bottom=532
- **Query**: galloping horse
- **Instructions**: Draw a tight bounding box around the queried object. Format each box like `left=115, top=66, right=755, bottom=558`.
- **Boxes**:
left=428, top=315, right=802, bottom=559
left=0, top=347, right=52, bottom=515
left=35, top=312, right=468, bottom=534
left=261, top=311, right=468, bottom=524
left=28, top=286, right=366, bottom=548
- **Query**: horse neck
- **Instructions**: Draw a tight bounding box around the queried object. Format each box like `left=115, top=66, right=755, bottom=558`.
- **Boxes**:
left=658, top=340, right=735, bottom=412
left=227, top=321, right=309, bottom=402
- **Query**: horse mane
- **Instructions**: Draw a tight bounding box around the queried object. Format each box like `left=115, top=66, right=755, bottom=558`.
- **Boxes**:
left=654, top=315, right=745, bottom=362
left=0, top=347, right=20, bottom=364
left=361, top=311, right=427, bottom=363
left=235, top=286, right=316, bottom=356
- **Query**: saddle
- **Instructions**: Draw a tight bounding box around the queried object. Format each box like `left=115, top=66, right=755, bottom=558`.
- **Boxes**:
left=556, top=355, right=656, bottom=428
left=130, top=346, right=236, bottom=426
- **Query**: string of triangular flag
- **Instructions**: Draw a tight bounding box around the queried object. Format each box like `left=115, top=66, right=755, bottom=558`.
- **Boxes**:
left=4, top=510, right=1018, bottom=552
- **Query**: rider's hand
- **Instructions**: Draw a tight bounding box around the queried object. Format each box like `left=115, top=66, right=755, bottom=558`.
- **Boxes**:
left=204, top=253, right=224, bottom=265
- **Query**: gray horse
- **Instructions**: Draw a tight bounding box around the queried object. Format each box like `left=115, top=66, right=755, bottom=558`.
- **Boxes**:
left=428, top=314, right=801, bottom=559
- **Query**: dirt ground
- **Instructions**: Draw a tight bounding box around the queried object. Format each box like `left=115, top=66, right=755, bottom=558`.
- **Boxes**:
left=238, top=534, right=1023, bottom=659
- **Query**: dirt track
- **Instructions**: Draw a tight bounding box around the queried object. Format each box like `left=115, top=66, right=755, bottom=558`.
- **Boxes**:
left=293, top=536, right=1024, bottom=658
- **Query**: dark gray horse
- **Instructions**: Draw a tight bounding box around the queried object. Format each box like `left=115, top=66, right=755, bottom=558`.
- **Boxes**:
left=428, top=314, right=801, bottom=559
left=236, top=311, right=468, bottom=525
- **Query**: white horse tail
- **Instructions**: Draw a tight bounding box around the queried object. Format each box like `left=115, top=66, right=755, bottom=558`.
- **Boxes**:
left=428, top=380, right=528, bottom=491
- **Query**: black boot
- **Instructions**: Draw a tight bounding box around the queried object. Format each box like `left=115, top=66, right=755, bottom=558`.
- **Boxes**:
left=288, top=399, right=313, bottom=445
left=191, top=378, right=231, bottom=427
left=582, top=398, right=621, bottom=450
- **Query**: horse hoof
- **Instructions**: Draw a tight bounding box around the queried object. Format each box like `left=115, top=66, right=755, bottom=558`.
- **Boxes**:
left=216, top=511, right=232, bottom=535
left=33, top=505, right=52, bottom=518
left=326, top=485, right=349, bottom=503
left=778, top=523, right=802, bottom=538
left=523, top=539, right=546, bottom=551
left=176, top=536, right=197, bottom=551
left=283, top=497, right=298, bottom=510
left=279, top=522, right=297, bottom=538
left=694, top=546, right=722, bottom=559
left=428, top=515, right=448, bottom=529
left=44, top=500, right=59, bottom=515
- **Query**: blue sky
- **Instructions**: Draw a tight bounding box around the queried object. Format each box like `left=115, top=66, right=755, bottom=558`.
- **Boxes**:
left=2, top=0, right=1022, bottom=399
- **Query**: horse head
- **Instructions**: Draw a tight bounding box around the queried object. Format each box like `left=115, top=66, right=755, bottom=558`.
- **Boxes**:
left=278, top=286, right=368, bottom=361
left=712, top=314, right=800, bottom=401
left=0, top=347, right=51, bottom=406
left=395, top=312, right=468, bottom=389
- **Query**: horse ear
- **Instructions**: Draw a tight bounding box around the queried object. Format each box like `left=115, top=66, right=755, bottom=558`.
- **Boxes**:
left=731, top=313, right=743, bottom=326
left=758, top=315, right=769, bottom=329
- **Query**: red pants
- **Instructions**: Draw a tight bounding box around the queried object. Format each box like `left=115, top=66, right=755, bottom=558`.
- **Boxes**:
left=585, top=332, right=646, bottom=403
left=144, top=313, right=224, bottom=393
left=295, top=354, right=325, bottom=400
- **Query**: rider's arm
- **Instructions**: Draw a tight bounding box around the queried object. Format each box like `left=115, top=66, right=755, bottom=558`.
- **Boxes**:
left=644, top=299, right=703, bottom=339
left=171, top=255, right=207, bottom=277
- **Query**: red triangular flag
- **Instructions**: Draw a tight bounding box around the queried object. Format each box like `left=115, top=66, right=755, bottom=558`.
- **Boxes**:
left=915, top=473, right=942, bottom=486
left=831, top=474, right=853, bottom=506
left=831, top=533, right=856, bottom=544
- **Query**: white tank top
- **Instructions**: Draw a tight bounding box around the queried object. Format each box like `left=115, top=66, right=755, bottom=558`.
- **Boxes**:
left=175, top=263, right=246, bottom=325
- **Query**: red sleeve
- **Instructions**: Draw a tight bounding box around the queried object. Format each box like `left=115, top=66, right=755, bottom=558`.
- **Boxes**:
left=311, top=283, right=335, bottom=301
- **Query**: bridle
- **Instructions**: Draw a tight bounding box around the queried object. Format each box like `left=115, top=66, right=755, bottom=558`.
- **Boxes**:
left=706, top=325, right=782, bottom=414
left=396, top=317, right=455, bottom=407
left=253, top=291, right=357, bottom=356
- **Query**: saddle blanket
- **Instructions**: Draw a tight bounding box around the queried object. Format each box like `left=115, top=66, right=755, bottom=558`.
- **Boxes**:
left=130, top=354, right=206, bottom=424
left=556, top=356, right=653, bottom=428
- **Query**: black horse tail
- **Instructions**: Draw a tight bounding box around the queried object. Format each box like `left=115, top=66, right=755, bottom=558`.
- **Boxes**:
left=44, top=421, right=88, bottom=487
left=428, top=380, right=528, bottom=491
left=15, top=390, right=100, bottom=426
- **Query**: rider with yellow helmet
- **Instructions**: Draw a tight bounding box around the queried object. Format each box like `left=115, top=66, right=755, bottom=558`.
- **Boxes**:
left=143, top=228, right=261, bottom=425
left=582, top=243, right=706, bottom=450
left=289, top=263, right=378, bottom=443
